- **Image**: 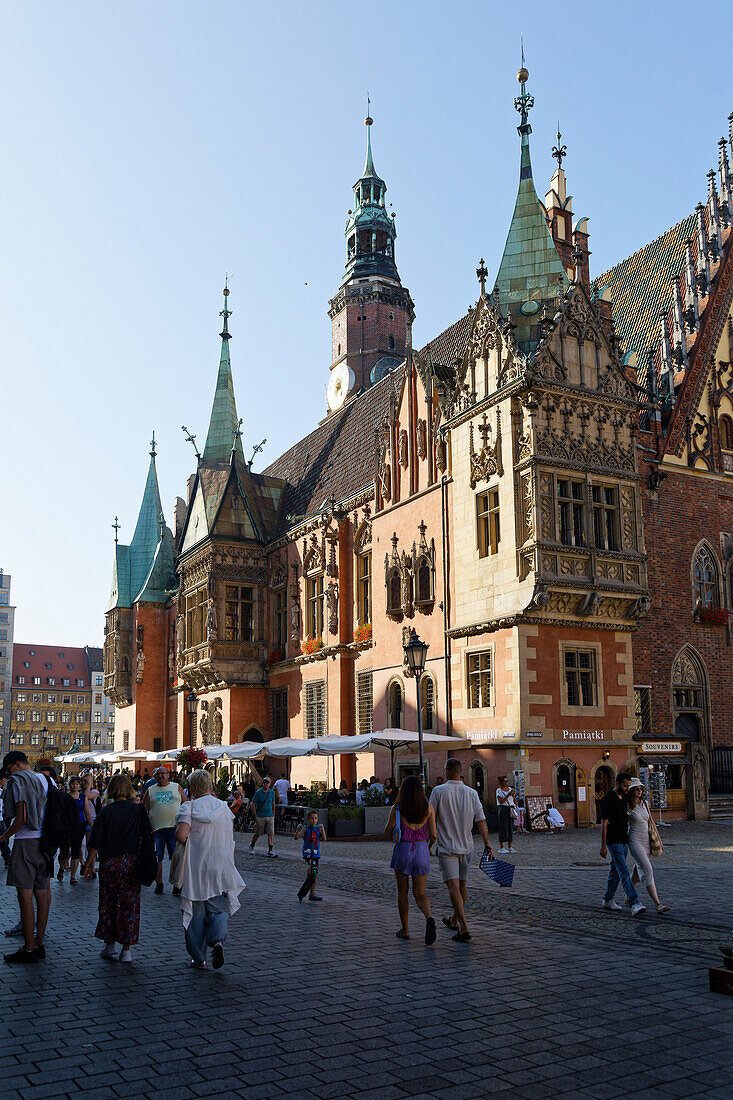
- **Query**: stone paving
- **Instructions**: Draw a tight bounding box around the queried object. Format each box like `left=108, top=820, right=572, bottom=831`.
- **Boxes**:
left=0, top=821, right=732, bottom=1099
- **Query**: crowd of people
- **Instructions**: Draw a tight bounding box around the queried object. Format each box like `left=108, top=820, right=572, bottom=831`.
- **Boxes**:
left=0, top=749, right=671, bottom=969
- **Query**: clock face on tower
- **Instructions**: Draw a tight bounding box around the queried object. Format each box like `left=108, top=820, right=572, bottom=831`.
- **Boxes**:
left=327, top=361, right=354, bottom=411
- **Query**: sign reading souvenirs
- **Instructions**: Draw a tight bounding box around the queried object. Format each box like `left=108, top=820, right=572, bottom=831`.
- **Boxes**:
left=637, top=741, right=683, bottom=755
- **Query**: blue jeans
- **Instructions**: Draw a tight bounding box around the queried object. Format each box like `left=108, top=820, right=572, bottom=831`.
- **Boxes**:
left=185, top=893, right=229, bottom=964
left=605, top=843, right=639, bottom=905
left=154, top=828, right=177, bottom=863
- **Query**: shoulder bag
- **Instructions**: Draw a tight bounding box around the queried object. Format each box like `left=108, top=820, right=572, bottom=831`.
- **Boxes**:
left=646, top=800, right=664, bottom=857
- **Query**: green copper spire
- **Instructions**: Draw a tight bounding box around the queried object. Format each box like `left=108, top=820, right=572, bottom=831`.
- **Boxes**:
left=494, top=66, right=569, bottom=331
left=363, top=98, right=377, bottom=177
left=202, top=282, right=244, bottom=463
left=342, top=112, right=399, bottom=286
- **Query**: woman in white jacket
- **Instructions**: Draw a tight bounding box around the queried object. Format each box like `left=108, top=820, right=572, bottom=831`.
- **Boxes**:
left=174, top=769, right=245, bottom=970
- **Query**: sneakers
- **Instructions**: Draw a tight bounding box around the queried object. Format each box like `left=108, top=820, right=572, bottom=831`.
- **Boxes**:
left=267, top=850, right=278, bottom=859
left=100, top=943, right=118, bottom=959
left=3, top=947, right=38, bottom=964
left=656, top=903, right=671, bottom=914
left=154, top=883, right=164, bottom=895
left=630, top=902, right=647, bottom=917
left=211, top=942, right=225, bottom=970
left=34, top=945, right=46, bottom=960
left=507, top=847, right=517, bottom=853
left=119, top=948, right=133, bottom=963
left=309, top=895, right=323, bottom=902
left=602, top=900, right=623, bottom=911
left=188, top=959, right=207, bottom=970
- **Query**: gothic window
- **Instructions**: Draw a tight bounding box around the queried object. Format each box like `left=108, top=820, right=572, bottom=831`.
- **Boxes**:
left=415, top=557, right=434, bottom=606
left=357, top=549, right=371, bottom=624
left=477, top=489, right=500, bottom=557
left=591, top=485, right=619, bottom=551
left=634, top=686, right=653, bottom=738
left=273, top=589, right=287, bottom=651
left=270, top=688, right=289, bottom=738
left=420, top=673, right=436, bottom=732
left=720, top=414, right=733, bottom=451
left=225, top=586, right=254, bottom=643
left=186, top=587, right=206, bottom=648
left=306, top=572, right=324, bottom=639
left=467, top=651, right=492, bottom=709
left=564, top=648, right=596, bottom=707
left=557, top=479, right=585, bottom=546
left=386, top=569, right=402, bottom=614
left=692, top=544, right=719, bottom=609
left=387, top=679, right=404, bottom=729
left=357, top=670, right=373, bottom=736
left=305, top=680, right=327, bottom=738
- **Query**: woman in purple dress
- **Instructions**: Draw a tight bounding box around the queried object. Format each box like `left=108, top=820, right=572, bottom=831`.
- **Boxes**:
left=384, top=776, right=437, bottom=944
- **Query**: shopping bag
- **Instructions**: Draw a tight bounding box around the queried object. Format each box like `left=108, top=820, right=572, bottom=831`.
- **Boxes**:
left=479, top=852, right=515, bottom=888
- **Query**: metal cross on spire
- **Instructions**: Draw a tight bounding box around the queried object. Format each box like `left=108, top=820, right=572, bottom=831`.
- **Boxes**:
left=248, top=438, right=267, bottom=470
left=181, top=425, right=201, bottom=462
left=552, top=124, right=567, bottom=169
left=476, top=258, right=488, bottom=296
left=150, top=430, right=156, bottom=459
left=112, top=516, right=120, bottom=544
left=514, top=39, right=534, bottom=127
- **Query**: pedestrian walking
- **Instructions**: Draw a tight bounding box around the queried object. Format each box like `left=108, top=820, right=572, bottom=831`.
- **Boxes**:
left=626, top=778, right=670, bottom=913
left=273, top=775, right=291, bottom=807
left=429, top=758, right=493, bottom=942
left=0, top=751, right=52, bottom=964
left=496, top=775, right=517, bottom=853
left=84, top=774, right=154, bottom=963
left=143, top=767, right=186, bottom=894
left=174, top=769, right=245, bottom=970
left=248, top=777, right=277, bottom=857
left=295, top=810, right=326, bottom=901
left=384, top=775, right=437, bottom=944
left=57, top=776, right=93, bottom=884
left=600, top=772, right=646, bottom=917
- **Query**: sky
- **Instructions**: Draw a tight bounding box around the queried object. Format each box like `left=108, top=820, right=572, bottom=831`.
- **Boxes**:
left=1, top=0, right=731, bottom=646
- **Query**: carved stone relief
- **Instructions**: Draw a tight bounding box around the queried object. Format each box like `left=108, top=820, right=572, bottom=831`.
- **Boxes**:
left=469, top=411, right=503, bottom=488
left=416, top=419, right=427, bottom=459
left=398, top=430, right=408, bottom=468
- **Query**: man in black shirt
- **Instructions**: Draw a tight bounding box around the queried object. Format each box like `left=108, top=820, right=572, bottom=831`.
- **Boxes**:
left=600, top=772, right=646, bottom=916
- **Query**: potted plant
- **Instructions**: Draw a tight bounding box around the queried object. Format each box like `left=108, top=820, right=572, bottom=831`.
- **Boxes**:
left=362, top=786, right=391, bottom=834
left=699, top=608, right=727, bottom=625
left=327, top=805, right=364, bottom=838
left=177, top=746, right=208, bottom=776
left=353, top=622, right=372, bottom=644
left=302, top=636, right=323, bottom=656
left=266, top=649, right=285, bottom=668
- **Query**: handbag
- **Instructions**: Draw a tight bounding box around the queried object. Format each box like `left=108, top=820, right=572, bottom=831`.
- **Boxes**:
left=135, top=805, right=158, bottom=887
left=646, top=801, right=664, bottom=857
left=479, top=851, right=515, bottom=888
left=169, top=839, right=188, bottom=888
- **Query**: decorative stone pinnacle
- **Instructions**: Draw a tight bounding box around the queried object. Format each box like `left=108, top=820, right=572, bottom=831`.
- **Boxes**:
left=476, top=258, right=488, bottom=295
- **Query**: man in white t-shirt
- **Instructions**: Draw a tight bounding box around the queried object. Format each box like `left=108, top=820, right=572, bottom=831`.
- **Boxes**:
left=543, top=804, right=565, bottom=832
left=273, top=776, right=291, bottom=807
left=429, top=758, right=493, bottom=942
left=0, top=751, right=52, bottom=963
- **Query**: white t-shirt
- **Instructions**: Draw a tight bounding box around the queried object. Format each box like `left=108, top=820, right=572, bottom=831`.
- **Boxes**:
left=547, top=807, right=564, bottom=827
left=17, top=773, right=49, bottom=840
left=274, top=778, right=291, bottom=800
left=496, top=787, right=516, bottom=809
left=429, top=780, right=485, bottom=856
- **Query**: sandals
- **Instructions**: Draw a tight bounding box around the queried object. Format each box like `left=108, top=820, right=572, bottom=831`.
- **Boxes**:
left=395, top=930, right=410, bottom=940
left=441, top=916, right=458, bottom=931
left=452, top=931, right=472, bottom=943
left=656, top=904, right=671, bottom=913
left=56, top=869, right=64, bottom=882
left=69, top=877, right=78, bottom=885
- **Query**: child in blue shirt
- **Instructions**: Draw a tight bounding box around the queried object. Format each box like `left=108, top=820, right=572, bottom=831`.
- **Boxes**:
left=295, top=810, right=326, bottom=902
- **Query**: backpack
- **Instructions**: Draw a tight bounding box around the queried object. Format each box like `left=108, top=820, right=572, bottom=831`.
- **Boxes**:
left=40, top=786, right=80, bottom=859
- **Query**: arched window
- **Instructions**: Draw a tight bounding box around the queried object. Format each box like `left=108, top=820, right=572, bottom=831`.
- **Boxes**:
left=386, top=569, right=402, bottom=615
left=556, top=762, right=575, bottom=803
left=387, top=680, right=404, bottom=729
left=693, top=544, right=719, bottom=609
left=420, top=673, right=436, bottom=732
left=304, top=551, right=324, bottom=639
left=415, top=557, right=434, bottom=606
left=720, top=414, right=733, bottom=451
left=355, top=524, right=372, bottom=626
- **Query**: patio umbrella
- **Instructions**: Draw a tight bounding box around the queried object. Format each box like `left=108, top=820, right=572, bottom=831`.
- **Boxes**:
left=225, top=741, right=270, bottom=760
left=257, top=737, right=316, bottom=758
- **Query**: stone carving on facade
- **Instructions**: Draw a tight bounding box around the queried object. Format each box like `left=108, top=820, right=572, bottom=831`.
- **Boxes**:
left=206, top=599, right=218, bottom=642
left=525, top=583, right=549, bottom=612
left=518, top=472, right=533, bottom=546
left=198, top=697, right=223, bottom=746
left=270, top=558, right=287, bottom=590
left=385, top=533, right=414, bottom=619
left=435, top=436, right=447, bottom=473
left=687, top=407, right=714, bottom=470
left=469, top=411, right=503, bottom=489
left=136, top=648, right=145, bottom=684
left=168, top=625, right=176, bottom=681
left=693, top=748, right=708, bottom=804
left=630, top=595, right=652, bottom=619
left=672, top=650, right=701, bottom=685
left=289, top=563, right=300, bottom=642
left=412, top=521, right=435, bottom=607
left=539, top=474, right=554, bottom=539
left=398, top=429, right=408, bottom=468
left=578, top=591, right=604, bottom=617
left=176, top=614, right=184, bottom=664
left=326, top=580, right=339, bottom=634
left=416, top=419, right=427, bottom=459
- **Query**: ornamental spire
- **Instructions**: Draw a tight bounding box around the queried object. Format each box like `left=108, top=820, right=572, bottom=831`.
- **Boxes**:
left=203, top=281, right=243, bottom=463
left=363, top=97, right=377, bottom=178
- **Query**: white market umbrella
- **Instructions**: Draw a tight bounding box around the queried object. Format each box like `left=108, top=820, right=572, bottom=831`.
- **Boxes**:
left=256, top=737, right=315, bottom=758
left=313, top=735, right=374, bottom=755
left=225, top=741, right=270, bottom=760
left=116, top=750, right=154, bottom=762
left=366, top=730, right=470, bottom=779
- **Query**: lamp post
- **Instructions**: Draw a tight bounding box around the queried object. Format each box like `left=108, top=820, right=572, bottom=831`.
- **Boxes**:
left=403, top=629, right=429, bottom=787
left=186, top=691, right=197, bottom=749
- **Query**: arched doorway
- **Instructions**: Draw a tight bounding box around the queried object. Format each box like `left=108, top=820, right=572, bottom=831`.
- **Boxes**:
left=671, top=646, right=708, bottom=746
left=470, top=761, right=486, bottom=803
left=594, top=765, right=613, bottom=823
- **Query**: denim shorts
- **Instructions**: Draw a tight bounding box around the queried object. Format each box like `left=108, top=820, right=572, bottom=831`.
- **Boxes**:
left=154, top=827, right=177, bottom=862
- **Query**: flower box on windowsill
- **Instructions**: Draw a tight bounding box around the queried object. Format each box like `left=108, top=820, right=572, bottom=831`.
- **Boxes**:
left=353, top=623, right=372, bottom=645
left=302, top=636, right=323, bottom=656
left=697, top=608, right=728, bottom=626
left=266, top=649, right=285, bottom=668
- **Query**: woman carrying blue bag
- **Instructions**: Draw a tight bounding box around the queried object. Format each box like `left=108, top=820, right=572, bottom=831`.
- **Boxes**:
left=384, top=776, right=437, bottom=945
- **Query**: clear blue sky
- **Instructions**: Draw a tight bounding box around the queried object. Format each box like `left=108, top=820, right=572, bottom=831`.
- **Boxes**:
left=2, top=0, right=731, bottom=646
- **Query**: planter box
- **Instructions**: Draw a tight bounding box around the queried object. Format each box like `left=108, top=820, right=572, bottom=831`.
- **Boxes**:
left=330, top=817, right=364, bottom=838
left=307, top=807, right=328, bottom=827
left=364, top=805, right=391, bottom=835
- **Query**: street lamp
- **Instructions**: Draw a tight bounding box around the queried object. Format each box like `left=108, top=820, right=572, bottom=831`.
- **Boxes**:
left=403, top=629, right=429, bottom=787
left=186, top=691, right=197, bottom=748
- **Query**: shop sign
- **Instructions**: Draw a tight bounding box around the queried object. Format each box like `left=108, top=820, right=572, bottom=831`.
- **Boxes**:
left=525, top=731, right=543, bottom=739
left=636, top=741, right=683, bottom=755
left=466, top=729, right=501, bottom=743
left=561, top=729, right=606, bottom=742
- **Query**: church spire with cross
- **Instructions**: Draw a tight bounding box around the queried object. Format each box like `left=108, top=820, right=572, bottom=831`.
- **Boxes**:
left=202, top=280, right=244, bottom=463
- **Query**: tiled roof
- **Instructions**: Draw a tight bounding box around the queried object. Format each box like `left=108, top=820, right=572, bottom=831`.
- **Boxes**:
left=263, top=367, right=404, bottom=533
left=420, top=312, right=472, bottom=367
left=12, top=645, right=90, bottom=688
left=595, top=212, right=697, bottom=361
left=84, top=646, right=103, bottom=672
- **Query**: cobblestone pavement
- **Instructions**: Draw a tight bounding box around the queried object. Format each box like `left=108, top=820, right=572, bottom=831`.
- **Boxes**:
left=0, top=821, right=732, bottom=1100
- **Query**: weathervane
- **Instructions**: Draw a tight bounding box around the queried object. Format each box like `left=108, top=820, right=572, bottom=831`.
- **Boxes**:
left=552, top=124, right=567, bottom=169
left=248, top=438, right=267, bottom=469
left=112, top=516, right=120, bottom=544
left=181, top=425, right=201, bottom=462
left=150, top=430, right=157, bottom=459
left=514, top=38, right=534, bottom=127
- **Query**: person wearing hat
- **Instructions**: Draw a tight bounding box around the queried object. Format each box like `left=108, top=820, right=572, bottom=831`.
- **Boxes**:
left=0, top=751, right=52, bottom=963
left=599, top=771, right=646, bottom=917
left=626, top=777, right=670, bottom=914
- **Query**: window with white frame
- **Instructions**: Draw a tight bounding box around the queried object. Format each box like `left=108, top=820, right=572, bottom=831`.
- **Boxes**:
left=357, top=670, right=373, bottom=736
left=564, top=648, right=596, bottom=707
left=467, top=650, right=492, bottom=709
left=305, top=680, right=327, bottom=738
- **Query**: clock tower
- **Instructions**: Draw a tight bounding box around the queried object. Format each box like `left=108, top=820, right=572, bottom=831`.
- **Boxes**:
left=327, top=113, right=414, bottom=411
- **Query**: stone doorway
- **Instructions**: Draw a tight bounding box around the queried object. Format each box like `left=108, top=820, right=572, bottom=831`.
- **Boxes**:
left=594, top=765, right=613, bottom=823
